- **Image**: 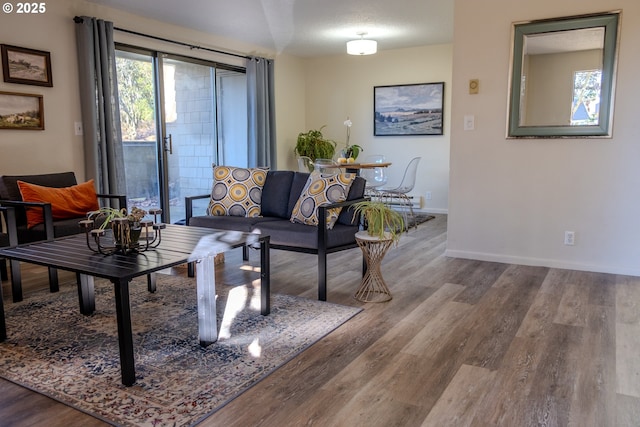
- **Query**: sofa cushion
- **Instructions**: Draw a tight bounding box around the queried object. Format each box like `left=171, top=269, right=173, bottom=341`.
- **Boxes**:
left=0, top=172, right=78, bottom=201
left=188, top=215, right=280, bottom=233
left=207, top=166, right=268, bottom=217
left=24, top=217, right=89, bottom=241
left=17, top=180, right=99, bottom=228
left=260, top=171, right=295, bottom=219
left=290, top=173, right=355, bottom=229
left=336, top=176, right=366, bottom=226
left=252, top=220, right=360, bottom=250
left=287, top=172, right=310, bottom=216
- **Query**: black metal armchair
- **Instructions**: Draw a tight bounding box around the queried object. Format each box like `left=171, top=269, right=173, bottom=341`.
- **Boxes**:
left=0, top=172, right=126, bottom=302
left=0, top=206, right=19, bottom=287
left=0, top=206, right=19, bottom=340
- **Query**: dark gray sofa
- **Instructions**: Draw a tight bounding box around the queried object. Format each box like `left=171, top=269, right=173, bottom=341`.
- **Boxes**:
left=186, top=170, right=367, bottom=301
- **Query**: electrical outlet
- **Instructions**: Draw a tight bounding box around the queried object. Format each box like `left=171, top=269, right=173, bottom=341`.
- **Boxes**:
left=425, top=191, right=432, bottom=200
left=564, top=231, right=575, bottom=246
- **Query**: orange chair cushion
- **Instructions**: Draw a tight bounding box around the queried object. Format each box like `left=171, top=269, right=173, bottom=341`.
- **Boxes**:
left=17, top=179, right=100, bottom=228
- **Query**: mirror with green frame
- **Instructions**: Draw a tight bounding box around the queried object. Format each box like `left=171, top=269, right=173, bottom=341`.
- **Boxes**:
left=507, top=11, right=621, bottom=138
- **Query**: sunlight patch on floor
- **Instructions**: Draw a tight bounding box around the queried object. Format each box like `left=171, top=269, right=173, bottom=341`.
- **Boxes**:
left=218, top=284, right=263, bottom=358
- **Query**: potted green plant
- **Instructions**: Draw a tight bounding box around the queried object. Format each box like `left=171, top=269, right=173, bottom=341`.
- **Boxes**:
left=294, top=126, right=337, bottom=170
left=351, top=200, right=405, bottom=243
left=341, top=144, right=363, bottom=161
left=88, top=206, right=147, bottom=251
left=88, top=206, right=147, bottom=230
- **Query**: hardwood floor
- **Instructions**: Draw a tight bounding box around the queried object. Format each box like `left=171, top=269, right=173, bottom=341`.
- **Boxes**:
left=1, top=214, right=639, bottom=426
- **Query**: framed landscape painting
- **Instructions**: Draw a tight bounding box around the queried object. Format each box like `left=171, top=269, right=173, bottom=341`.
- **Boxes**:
left=1, top=44, right=53, bottom=87
left=374, top=82, right=444, bottom=136
left=0, top=91, right=44, bottom=130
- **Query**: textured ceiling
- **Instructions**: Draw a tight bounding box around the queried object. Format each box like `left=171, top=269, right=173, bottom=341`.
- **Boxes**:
left=87, top=0, right=454, bottom=57
left=525, top=27, right=605, bottom=55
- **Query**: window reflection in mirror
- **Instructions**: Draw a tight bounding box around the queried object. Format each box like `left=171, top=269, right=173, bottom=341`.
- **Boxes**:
left=508, top=12, right=620, bottom=138
left=571, top=69, right=602, bottom=126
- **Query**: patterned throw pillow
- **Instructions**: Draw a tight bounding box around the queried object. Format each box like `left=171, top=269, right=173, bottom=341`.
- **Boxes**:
left=207, top=166, right=268, bottom=217
left=290, top=173, right=355, bottom=229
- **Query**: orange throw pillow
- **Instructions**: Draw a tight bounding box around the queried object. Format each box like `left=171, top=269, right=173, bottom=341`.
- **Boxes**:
left=17, top=179, right=100, bottom=228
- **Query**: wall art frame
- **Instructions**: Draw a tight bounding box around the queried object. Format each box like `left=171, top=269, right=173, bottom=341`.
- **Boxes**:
left=1, top=44, right=53, bottom=87
left=374, top=82, right=444, bottom=136
left=0, top=91, right=45, bottom=130
left=507, top=11, right=620, bottom=138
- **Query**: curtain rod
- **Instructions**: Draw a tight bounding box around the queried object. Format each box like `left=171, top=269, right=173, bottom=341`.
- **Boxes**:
left=73, top=16, right=250, bottom=60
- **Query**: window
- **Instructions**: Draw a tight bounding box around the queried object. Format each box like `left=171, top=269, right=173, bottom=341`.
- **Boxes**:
left=571, top=69, right=602, bottom=126
left=115, top=46, right=247, bottom=223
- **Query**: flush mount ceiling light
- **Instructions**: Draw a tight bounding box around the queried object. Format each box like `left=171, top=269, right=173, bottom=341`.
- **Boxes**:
left=347, top=32, right=377, bottom=55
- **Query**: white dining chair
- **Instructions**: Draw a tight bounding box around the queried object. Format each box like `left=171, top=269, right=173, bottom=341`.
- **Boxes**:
left=376, top=157, right=421, bottom=229
left=360, top=154, right=388, bottom=196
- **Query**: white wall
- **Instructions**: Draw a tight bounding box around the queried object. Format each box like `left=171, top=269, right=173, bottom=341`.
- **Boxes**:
left=448, top=0, right=640, bottom=275
left=273, top=54, right=306, bottom=170
left=302, top=45, right=453, bottom=213
left=0, top=2, right=84, bottom=175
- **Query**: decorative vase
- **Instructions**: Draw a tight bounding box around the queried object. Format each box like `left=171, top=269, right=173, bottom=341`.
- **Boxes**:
left=340, top=144, right=363, bottom=162
left=111, top=217, right=142, bottom=253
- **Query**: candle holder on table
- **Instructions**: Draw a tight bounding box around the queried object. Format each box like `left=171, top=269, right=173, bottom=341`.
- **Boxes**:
left=79, top=208, right=165, bottom=255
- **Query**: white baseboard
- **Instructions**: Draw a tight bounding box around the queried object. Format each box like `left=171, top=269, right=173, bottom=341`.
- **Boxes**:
left=444, top=249, right=640, bottom=277
left=376, top=195, right=448, bottom=215
left=391, top=206, right=448, bottom=215
left=415, top=208, right=448, bottom=214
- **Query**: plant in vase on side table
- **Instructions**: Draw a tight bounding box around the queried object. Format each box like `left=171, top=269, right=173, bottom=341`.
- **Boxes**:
left=350, top=200, right=404, bottom=302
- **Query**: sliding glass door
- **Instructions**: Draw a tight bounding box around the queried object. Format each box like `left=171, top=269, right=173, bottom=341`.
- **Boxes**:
left=116, top=47, right=247, bottom=223
left=115, top=49, right=161, bottom=217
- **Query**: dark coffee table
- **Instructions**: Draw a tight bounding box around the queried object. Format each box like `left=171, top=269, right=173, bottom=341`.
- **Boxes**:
left=0, top=224, right=270, bottom=386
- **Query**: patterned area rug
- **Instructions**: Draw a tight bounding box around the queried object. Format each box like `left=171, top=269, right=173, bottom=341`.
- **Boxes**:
left=406, top=213, right=435, bottom=229
left=0, top=274, right=361, bottom=426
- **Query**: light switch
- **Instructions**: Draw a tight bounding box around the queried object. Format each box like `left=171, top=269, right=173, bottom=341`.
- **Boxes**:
left=464, top=115, right=475, bottom=131
left=74, top=121, right=83, bottom=136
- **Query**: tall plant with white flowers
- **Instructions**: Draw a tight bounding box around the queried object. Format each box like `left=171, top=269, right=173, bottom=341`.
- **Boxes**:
left=339, top=117, right=363, bottom=162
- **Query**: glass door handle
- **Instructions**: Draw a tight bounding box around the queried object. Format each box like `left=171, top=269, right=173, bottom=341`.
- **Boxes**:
left=163, top=134, right=173, bottom=154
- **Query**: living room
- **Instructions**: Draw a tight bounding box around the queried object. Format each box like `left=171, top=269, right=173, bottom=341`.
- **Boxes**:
left=1, top=0, right=639, bottom=425
left=1, top=0, right=639, bottom=277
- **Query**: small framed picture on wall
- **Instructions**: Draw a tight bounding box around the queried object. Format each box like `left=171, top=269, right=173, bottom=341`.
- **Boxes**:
left=0, top=91, right=45, bottom=130
left=1, top=44, right=53, bottom=87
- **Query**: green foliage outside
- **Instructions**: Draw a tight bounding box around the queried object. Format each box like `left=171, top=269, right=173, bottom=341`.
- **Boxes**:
left=116, top=57, right=156, bottom=140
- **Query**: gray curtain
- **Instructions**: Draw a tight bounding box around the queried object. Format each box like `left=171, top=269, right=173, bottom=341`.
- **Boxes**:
left=75, top=16, right=125, bottom=195
left=246, top=57, right=276, bottom=169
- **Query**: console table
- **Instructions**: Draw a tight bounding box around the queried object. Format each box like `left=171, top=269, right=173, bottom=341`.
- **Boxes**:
left=0, top=224, right=270, bottom=386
